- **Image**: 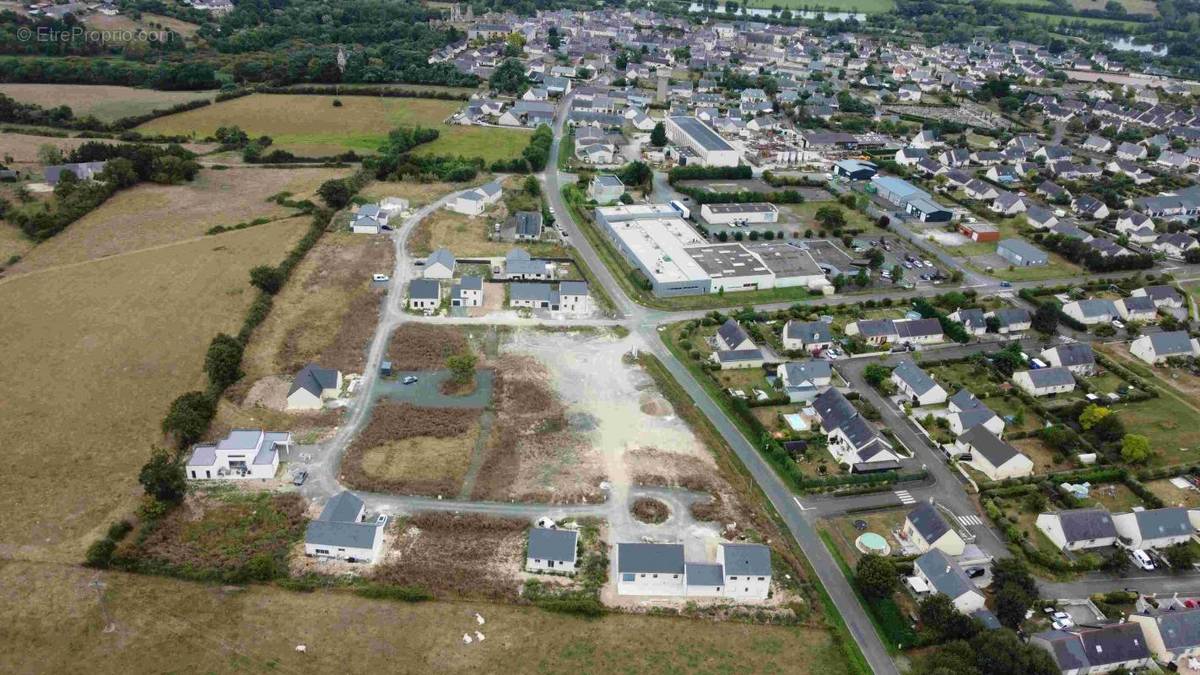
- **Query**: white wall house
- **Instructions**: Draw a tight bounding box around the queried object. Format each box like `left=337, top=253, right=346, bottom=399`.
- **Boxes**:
left=423, top=248, right=457, bottom=280
left=1035, top=508, right=1118, bottom=551
left=1012, top=367, right=1076, bottom=397
left=408, top=279, right=440, bottom=311
left=1129, top=607, right=1200, bottom=667
left=286, top=364, right=342, bottom=411
left=558, top=281, right=593, bottom=316
left=782, top=319, right=834, bottom=352
left=913, top=549, right=986, bottom=615
left=902, top=502, right=966, bottom=556
left=718, top=544, right=772, bottom=600
left=891, top=361, right=948, bottom=407
left=450, top=276, right=484, bottom=308
left=304, top=492, right=385, bottom=563
left=615, top=543, right=687, bottom=596
left=186, top=429, right=291, bottom=480
left=1113, top=508, right=1196, bottom=549
left=1031, top=624, right=1152, bottom=675
left=1130, top=331, right=1200, bottom=365
left=957, top=426, right=1033, bottom=481
left=526, top=527, right=579, bottom=574
left=447, top=182, right=502, bottom=215
left=615, top=542, right=771, bottom=600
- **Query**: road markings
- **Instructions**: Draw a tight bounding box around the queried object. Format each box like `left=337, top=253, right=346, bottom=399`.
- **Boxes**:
left=894, top=490, right=915, bottom=505
left=957, top=514, right=982, bottom=526
left=793, top=496, right=809, bottom=511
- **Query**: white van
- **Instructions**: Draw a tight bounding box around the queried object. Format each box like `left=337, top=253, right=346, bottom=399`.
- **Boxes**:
left=1130, top=549, right=1155, bottom=571
left=372, top=273, right=390, bottom=282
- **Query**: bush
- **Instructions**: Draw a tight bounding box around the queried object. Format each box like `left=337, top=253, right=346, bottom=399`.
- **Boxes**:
left=84, top=537, right=117, bottom=568
left=354, top=584, right=433, bottom=602
left=249, top=265, right=285, bottom=294
left=161, top=391, right=216, bottom=448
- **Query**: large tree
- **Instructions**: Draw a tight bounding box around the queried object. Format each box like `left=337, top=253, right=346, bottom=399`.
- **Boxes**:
left=918, top=594, right=981, bottom=643
left=1032, top=302, right=1059, bottom=334
left=204, top=333, right=244, bottom=390
left=139, top=447, right=187, bottom=503
left=489, top=58, right=529, bottom=95
left=650, top=121, right=667, bottom=147
left=855, top=553, right=898, bottom=599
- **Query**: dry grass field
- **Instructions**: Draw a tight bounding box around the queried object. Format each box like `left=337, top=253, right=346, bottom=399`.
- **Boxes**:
left=136, top=93, right=530, bottom=161
left=358, top=179, right=481, bottom=208
left=0, top=84, right=214, bottom=123
left=386, top=324, right=470, bottom=370
left=0, top=560, right=843, bottom=674
left=235, top=228, right=393, bottom=391
left=0, top=218, right=308, bottom=562
left=0, top=132, right=213, bottom=168
left=0, top=223, right=33, bottom=263
left=342, top=403, right=482, bottom=496
left=7, top=167, right=347, bottom=274
left=411, top=206, right=566, bottom=258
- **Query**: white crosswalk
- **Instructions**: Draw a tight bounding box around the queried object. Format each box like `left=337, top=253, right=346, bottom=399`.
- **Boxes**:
left=894, top=490, right=915, bottom=505
left=957, top=514, right=983, bottom=526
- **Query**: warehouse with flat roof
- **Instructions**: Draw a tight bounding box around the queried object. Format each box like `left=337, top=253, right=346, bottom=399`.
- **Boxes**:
left=666, top=116, right=740, bottom=167
left=700, top=202, right=779, bottom=225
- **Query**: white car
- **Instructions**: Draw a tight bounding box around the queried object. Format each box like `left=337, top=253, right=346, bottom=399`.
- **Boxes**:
left=372, top=273, right=390, bottom=282
left=1131, top=549, right=1156, bottom=571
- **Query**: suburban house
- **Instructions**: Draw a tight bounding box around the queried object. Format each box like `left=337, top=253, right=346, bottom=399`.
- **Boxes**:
left=912, top=549, right=986, bottom=614
left=286, top=364, right=342, bottom=411
left=844, top=318, right=943, bottom=347
left=450, top=276, right=484, bottom=308
left=988, top=307, right=1032, bottom=335
left=891, top=361, right=948, bottom=407
left=448, top=182, right=502, bottom=215
left=782, top=319, right=834, bottom=353
left=1036, top=508, right=1118, bottom=551
left=1012, top=366, right=1076, bottom=397
left=777, top=360, right=833, bottom=402
left=510, top=282, right=558, bottom=311
left=1113, top=507, right=1196, bottom=549
left=1132, top=285, right=1185, bottom=310
left=43, top=161, right=106, bottom=185
left=813, top=388, right=900, bottom=471
left=1130, top=331, right=1200, bottom=365
left=902, top=501, right=966, bottom=556
left=186, top=429, right=291, bottom=480
left=526, top=527, right=579, bottom=574
left=304, top=491, right=385, bottom=563
left=717, top=319, right=756, bottom=351
left=946, top=389, right=1005, bottom=437
left=1155, top=233, right=1200, bottom=259
left=1041, top=344, right=1096, bottom=376
left=1062, top=299, right=1119, bottom=325
left=498, top=248, right=554, bottom=280
left=615, top=542, right=770, bottom=600
left=1116, top=295, right=1158, bottom=323
left=1030, top=624, right=1153, bottom=675
left=510, top=211, right=544, bottom=241
left=350, top=204, right=388, bottom=234
left=588, top=174, right=625, bottom=205
left=558, top=281, right=593, bottom=316
left=1128, top=607, right=1200, bottom=667
left=408, top=278, right=441, bottom=311
left=997, top=238, right=1049, bottom=267
left=957, top=425, right=1033, bottom=481
left=423, top=248, right=457, bottom=279
left=949, top=307, right=987, bottom=336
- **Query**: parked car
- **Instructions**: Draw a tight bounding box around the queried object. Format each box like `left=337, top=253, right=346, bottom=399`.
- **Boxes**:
left=965, top=567, right=986, bottom=579
left=1000, top=281, right=1012, bottom=288
left=292, top=470, right=308, bottom=486
left=402, top=375, right=418, bottom=385
left=372, top=273, right=390, bottom=282
left=1131, top=549, right=1156, bottom=571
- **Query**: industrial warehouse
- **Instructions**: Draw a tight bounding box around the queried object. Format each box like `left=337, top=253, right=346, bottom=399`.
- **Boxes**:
left=594, top=204, right=832, bottom=297
left=665, top=116, right=741, bottom=167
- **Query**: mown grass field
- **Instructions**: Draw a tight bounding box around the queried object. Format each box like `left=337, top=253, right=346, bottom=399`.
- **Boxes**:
left=0, top=84, right=214, bottom=123
left=0, top=218, right=308, bottom=562
left=9, top=166, right=347, bottom=274
left=137, top=93, right=530, bottom=161
left=0, top=560, right=846, bottom=674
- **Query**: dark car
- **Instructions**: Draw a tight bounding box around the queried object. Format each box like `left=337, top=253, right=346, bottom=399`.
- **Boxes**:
left=292, top=470, right=308, bottom=486
left=965, top=567, right=986, bottom=579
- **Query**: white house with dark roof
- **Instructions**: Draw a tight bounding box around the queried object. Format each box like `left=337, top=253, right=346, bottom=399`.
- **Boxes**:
left=423, top=248, right=456, bottom=280
left=891, top=360, right=948, bottom=407
left=1031, top=623, right=1152, bottom=675
left=949, top=308, right=987, bottom=336
left=988, top=307, right=1032, bottom=335
left=1128, top=606, right=1200, bottom=666
left=1013, top=366, right=1076, bottom=397
left=718, top=543, right=772, bottom=600
left=782, top=319, right=834, bottom=353
left=286, top=364, right=343, bottom=411
left=1041, top=343, right=1096, bottom=376
left=526, top=527, right=579, bottom=574
left=716, top=318, right=755, bottom=351
left=1113, top=507, right=1196, bottom=549
left=946, top=389, right=1005, bottom=437
left=1116, top=295, right=1158, bottom=323
left=776, top=360, right=832, bottom=402
left=498, top=248, right=554, bottom=281
left=1062, top=299, right=1118, bottom=325
left=616, top=543, right=688, bottom=596
left=558, top=281, right=592, bottom=316
left=448, top=182, right=502, bottom=215
left=450, top=276, right=484, bottom=308
left=1130, top=331, right=1200, bottom=365
left=186, top=429, right=291, bottom=480
left=957, top=425, right=1033, bottom=481
left=1036, top=508, right=1119, bottom=551
left=614, top=542, right=771, bottom=600
left=813, top=388, right=900, bottom=471
left=912, top=549, right=985, bottom=614
left=1131, top=285, right=1184, bottom=310
left=408, top=279, right=441, bottom=311
left=304, top=491, right=384, bottom=563
left=902, top=501, right=966, bottom=556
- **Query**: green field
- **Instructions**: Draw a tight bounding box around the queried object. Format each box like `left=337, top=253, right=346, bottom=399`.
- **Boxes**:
left=137, top=93, right=529, bottom=161
left=741, top=0, right=896, bottom=14
left=1021, top=10, right=1143, bottom=27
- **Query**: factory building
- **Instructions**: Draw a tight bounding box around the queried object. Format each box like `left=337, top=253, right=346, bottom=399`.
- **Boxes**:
left=665, top=116, right=740, bottom=167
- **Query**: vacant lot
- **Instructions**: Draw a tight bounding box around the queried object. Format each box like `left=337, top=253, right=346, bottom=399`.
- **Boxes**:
left=235, top=229, right=392, bottom=394
left=115, top=492, right=306, bottom=580
left=373, top=512, right=526, bottom=599
left=411, top=204, right=566, bottom=258
left=0, top=560, right=843, bottom=674
left=387, top=324, right=470, bottom=371
left=342, top=402, right=482, bottom=496
left=137, top=94, right=530, bottom=161
left=1147, top=479, right=1200, bottom=508
left=8, top=166, right=347, bottom=274
left=0, top=84, right=214, bottom=123
left=359, top=179, right=476, bottom=208
left=0, top=218, right=308, bottom=561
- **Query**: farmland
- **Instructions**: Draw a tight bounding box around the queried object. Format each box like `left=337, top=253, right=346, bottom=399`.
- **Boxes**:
left=136, top=94, right=531, bottom=161
left=7, top=166, right=348, bottom=274
left=0, top=560, right=844, bottom=674
left=0, top=84, right=214, bottom=123
left=0, top=217, right=309, bottom=562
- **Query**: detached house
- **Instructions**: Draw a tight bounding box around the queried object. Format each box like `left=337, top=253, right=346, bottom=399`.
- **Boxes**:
left=448, top=182, right=502, bottom=215
left=1062, top=299, right=1118, bottom=325
left=946, top=389, right=1005, bottom=437
left=526, top=527, right=579, bottom=574
left=912, top=549, right=986, bottom=614
left=1128, top=607, right=1200, bottom=667
left=782, top=319, right=834, bottom=353
left=423, top=248, right=456, bottom=279
left=1031, top=623, right=1153, bottom=675
left=1117, top=295, right=1158, bottom=323
left=186, top=428, right=291, bottom=480
left=304, top=491, right=385, bottom=563
left=958, top=425, right=1033, bottom=481
left=408, top=279, right=441, bottom=311
left=1130, top=331, right=1200, bottom=365
left=1113, top=507, right=1196, bottom=549
left=450, top=276, right=484, bottom=308
left=1037, top=508, right=1118, bottom=551
left=988, top=307, right=1032, bottom=335
left=286, top=364, right=342, bottom=411
left=1013, top=366, right=1076, bottom=397
left=902, top=501, right=966, bottom=556
left=717, top=319, right=755, bottom=351
left=777, top=360, right=833, bottom=402
left=1041, top=343, right=1096, bottom=376
left=813, top=388, right=900, bottom=471
left=891, top=360, right=948, bottom=407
